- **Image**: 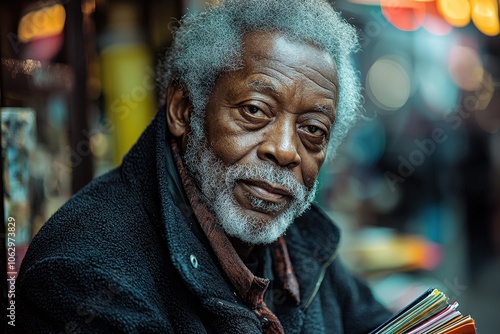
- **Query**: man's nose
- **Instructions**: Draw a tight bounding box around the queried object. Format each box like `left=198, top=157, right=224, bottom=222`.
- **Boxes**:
left=257, top=120, right=301, bottom=169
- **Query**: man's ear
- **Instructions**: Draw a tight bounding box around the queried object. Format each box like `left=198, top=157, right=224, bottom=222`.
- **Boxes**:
left=166, top=82, right=192, bottom=138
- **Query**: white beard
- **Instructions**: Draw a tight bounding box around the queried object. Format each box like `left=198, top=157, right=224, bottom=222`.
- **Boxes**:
left=183, top=136, right=317, bottom=245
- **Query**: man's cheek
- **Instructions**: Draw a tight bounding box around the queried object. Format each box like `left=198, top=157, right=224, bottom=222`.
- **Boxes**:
left=303, top=172, right=319, bottom=190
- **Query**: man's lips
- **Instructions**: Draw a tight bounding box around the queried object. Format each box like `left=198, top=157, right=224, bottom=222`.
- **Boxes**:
left=237, top=179, right=292, bottom=204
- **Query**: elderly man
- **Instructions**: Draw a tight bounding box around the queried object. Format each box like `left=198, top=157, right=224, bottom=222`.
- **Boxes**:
left=17, top=0, right=391, bottom=333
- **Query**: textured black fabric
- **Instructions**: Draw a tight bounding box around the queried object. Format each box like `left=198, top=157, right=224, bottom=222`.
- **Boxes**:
left=16, top=110, right=392, bottom=333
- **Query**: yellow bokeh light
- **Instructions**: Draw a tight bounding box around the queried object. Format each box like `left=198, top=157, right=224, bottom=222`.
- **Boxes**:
left=437, top=0, right=471, bottom=27
left=18, top=4, right=66, bottom=43
left=471, top=0, right=500, bottom=36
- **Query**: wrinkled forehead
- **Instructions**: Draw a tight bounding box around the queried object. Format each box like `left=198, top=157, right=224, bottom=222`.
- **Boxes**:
left=237, top=31, right=339, bottom=103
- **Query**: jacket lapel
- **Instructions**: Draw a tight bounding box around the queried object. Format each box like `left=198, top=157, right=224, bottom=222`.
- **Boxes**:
left=274, top=205, right=340, bottom=333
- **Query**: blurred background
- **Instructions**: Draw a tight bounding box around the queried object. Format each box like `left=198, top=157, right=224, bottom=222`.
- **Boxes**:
left=1, top=0, right=499, bottom=332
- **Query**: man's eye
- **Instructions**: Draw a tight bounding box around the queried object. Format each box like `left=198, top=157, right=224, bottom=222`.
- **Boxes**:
left=306, top=125, right=325, bottom=136
left=307, top=125, right=320, bottom=134
left=243, top=105, right=264, bottom=116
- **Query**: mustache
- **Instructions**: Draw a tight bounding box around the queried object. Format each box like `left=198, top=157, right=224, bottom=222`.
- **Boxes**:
left=223, top=162, right=309, bottom=201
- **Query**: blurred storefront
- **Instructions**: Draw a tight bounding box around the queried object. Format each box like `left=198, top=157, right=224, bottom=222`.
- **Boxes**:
left=1, top=0, right=183, bottom=329
left=317, top=1, right=500, bottom=330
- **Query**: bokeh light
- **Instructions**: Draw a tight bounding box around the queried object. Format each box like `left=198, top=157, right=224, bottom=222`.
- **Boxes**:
left=448, top=45, right=484, bottom=91
left=471, top=0, right=500, bottom=36
left=366, top=56, right=412, bottom=111
left=380, top=0, right=426, bottom=31
left=422, top=1, right=453, bottom=35
left=437, top=0, right=471, bottom=27
left=18, top=4, right=66, bottom=43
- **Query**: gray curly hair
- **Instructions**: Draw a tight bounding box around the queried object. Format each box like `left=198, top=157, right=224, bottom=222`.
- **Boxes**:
left=158, top=0, right=361, bottom=157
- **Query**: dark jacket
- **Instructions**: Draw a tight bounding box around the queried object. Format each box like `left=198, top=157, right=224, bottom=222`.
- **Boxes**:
left=16, top=111, right=391, bottom=333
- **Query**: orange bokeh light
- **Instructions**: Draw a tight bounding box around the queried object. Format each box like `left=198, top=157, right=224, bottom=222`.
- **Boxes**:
left=381, top=0, right=427, bottom=31
left=471, top=0, right=500, bottom=36
left=371, top=0, right=500, bottom=36
left=437, top=0, right=471, bottom=27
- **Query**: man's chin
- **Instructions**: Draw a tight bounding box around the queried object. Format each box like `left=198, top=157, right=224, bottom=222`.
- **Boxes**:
left=223, top=226, right=285, bottom=245
left=213, top=200, right=293, bottom=245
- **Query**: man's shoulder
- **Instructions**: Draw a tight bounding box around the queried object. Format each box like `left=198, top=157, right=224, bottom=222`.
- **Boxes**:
left=51, top=167, right=141, bottom=226
left=22, top=167, right=163, bottom=265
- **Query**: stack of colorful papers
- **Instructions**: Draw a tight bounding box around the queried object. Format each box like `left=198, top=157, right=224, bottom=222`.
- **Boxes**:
left=370, top=288, right=476, bottom=334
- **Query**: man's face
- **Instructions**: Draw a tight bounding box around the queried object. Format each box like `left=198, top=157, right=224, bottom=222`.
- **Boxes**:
left=184, top=31, right=338, bottom=244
